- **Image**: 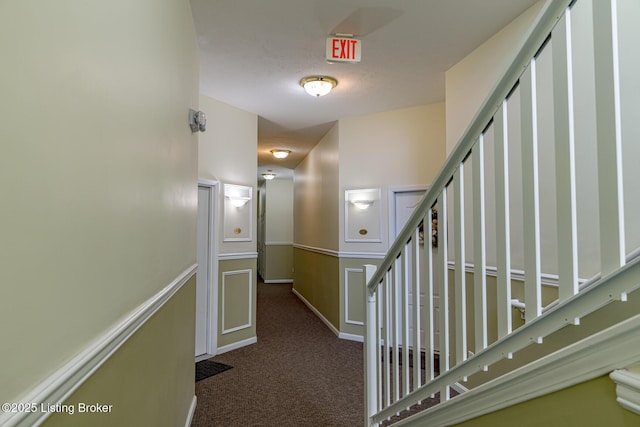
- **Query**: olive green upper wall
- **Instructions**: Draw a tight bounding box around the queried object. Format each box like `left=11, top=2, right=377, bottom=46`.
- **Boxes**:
left=0, top=0, right=199, bottom=404
left=453, top=375, right=640, bottom=427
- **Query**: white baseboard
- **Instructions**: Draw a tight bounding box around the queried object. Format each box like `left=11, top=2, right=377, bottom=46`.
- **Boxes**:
left=292, top=288, right=341, bottom=337
left=195, top=353, right=217, bottom=363
left=263, top=279, right=293, bottom=284
left=0, top=265, right=198, bottom=427
left=339, top=332, right=364, bottom=342
left=185, top=395, right=197, bottom=427
left=217, top=337, right=257, bottom=355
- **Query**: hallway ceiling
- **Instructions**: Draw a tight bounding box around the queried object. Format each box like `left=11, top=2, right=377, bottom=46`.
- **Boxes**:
left=190, top=0, right=538, bottom=177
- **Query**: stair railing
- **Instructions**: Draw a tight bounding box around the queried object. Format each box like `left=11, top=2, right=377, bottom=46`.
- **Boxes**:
left=364, top=0, right=640, bottom=425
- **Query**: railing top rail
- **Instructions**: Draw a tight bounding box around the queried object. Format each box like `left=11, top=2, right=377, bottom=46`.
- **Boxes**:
left=366, top=0, right=572, bottom=293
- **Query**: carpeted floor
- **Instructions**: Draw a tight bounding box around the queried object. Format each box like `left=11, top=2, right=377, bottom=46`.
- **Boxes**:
left=192, top=280, right=364, bottom=427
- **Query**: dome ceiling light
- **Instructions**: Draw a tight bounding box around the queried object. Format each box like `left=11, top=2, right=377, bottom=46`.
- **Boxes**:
left=271, top=149, right=291, bottom=159
left=262, top=170, right=276, bottom=180
left=300, top=76, right=338, bottom=97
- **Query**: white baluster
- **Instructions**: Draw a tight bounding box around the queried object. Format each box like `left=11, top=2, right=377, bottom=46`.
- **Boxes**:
left=454, top=165, right=468, bottom=364
left=472, top=137, right=488, bottom=355
left=593, top=0, right=626, bottom=280
left=553, top=8, right=580, bottom=307
left=364, top=265, right=378, bottom=427
left=494, top=102, right=513, bottom=345
left=438, top=189, right=451, bottom=400
left=520, top=62, right=543, bottom=323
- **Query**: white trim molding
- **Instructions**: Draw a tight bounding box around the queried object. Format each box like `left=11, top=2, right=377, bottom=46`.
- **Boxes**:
left=0, top=265, right=198, bottom=427
left=345, top=267, right=365, bottom=326
left=185, top=396, right=197, bottom=427
left=610, top=369, right=640, bottom=415
left=394, top=313, right=640, bottom=427
left=264, top=279, right=294, bottom=284
left=217, top=337, right=257, bottom=355
left=340, top=251, right=387, bottom=260
left=293, top=243, right=386, bottom=260
left=265, top=241, right=293, bottom=246
left=339, top=332, right=364, bottom=342
left=293, top=243, right=339, bottom=257
left=221, top=269, right=253, bottom=335
left=218, top=252, right=258, bottom=261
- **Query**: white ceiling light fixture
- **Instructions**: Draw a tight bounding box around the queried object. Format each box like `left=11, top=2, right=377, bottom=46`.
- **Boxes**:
left=262, top=171, right=276, bottom=180
left=300, top=76, right=338, bottom=97
left=271, top=149, right=291, bottom=159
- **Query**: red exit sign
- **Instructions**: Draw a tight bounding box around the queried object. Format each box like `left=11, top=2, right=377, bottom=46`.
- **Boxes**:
left=326, top=37, right=361, bottom=63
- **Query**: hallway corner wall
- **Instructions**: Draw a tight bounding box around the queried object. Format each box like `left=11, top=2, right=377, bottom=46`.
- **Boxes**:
left=0, top=0, right=199, bottom=424
left=198, top=94, right=259, bottom=352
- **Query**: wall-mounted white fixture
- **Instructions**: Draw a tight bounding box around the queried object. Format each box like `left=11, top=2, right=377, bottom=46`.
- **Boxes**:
left=345, top=188, right=382, bottom=243
left=189, top=109, right=206, bottom=132
left=230, top=197, right=250, bottom=208
left=225, top=184, right=252, bottom=208
left=262, top=171, right=276, bottom=180
left=224, top=183, right=252, bottom=242
left=300, top=76, right=338, bottom=97
left=351, top=200, right=373, bottom=210
left=271, top=149, right=291, bottom=159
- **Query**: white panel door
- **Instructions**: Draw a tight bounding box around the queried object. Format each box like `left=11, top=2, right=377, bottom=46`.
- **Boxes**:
left=392, top=190, right=439, bottom=352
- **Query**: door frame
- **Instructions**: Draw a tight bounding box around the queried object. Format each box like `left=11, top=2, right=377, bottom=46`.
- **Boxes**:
left=198, top=179, right=220, bottom=357
left=388, top=185, right=429, bottom=244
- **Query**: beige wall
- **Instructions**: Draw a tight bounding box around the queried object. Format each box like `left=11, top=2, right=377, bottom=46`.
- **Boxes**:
left=293, top=105, right=446, bottom=337
left=0, top=0, right=199, bottom=415
left=198, top=94, right=258, bottom=350
left=294, top=123, right=340, bottom=252
left=445, top=1, right=543, bottom=154
left=260, top=179, right=294, bottom=282
left=265, top=179, right=294, bottom=243
left=339, top=103, right=446, bottom=254
left=198, top=94, right=258, bottom=255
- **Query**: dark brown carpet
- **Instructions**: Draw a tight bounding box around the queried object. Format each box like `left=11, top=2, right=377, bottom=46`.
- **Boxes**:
left=192, top=281, right=365, bottom=427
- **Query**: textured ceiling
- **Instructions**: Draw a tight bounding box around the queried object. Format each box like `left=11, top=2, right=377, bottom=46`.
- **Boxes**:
left=190, top=0, right=539, bottom=178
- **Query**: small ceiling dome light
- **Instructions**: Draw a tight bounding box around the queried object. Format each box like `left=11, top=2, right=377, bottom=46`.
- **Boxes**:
left=271, top=149, right=291, bottom=159
left=262, top=171, right=276, bottom=180
left=300, top=76, right=338, bottom=97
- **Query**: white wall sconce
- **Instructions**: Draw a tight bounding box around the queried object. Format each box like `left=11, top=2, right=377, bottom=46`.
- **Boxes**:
left=229, top=197, right=250, bottom=208
left=351, top=200, right=374, bottom=210
left=188, top=109, right=206, bottom=132
left=271, top=149, right=291, bottom=159
left=345, top=188, right=382, bottom=243
left=224, top=183, right=253, bottom=242
left=300, top=76, right=338, bottom=97
left=225, top=184, right=252, bottom=208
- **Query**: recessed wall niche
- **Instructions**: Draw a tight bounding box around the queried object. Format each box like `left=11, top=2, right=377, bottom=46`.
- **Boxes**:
left=345, top=188, right=382, bottom=242
left=224, top=183, right=252, bottom=242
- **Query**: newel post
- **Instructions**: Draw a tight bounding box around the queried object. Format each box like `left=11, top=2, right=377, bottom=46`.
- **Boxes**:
left=364, top=264, right=378, bottom=427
